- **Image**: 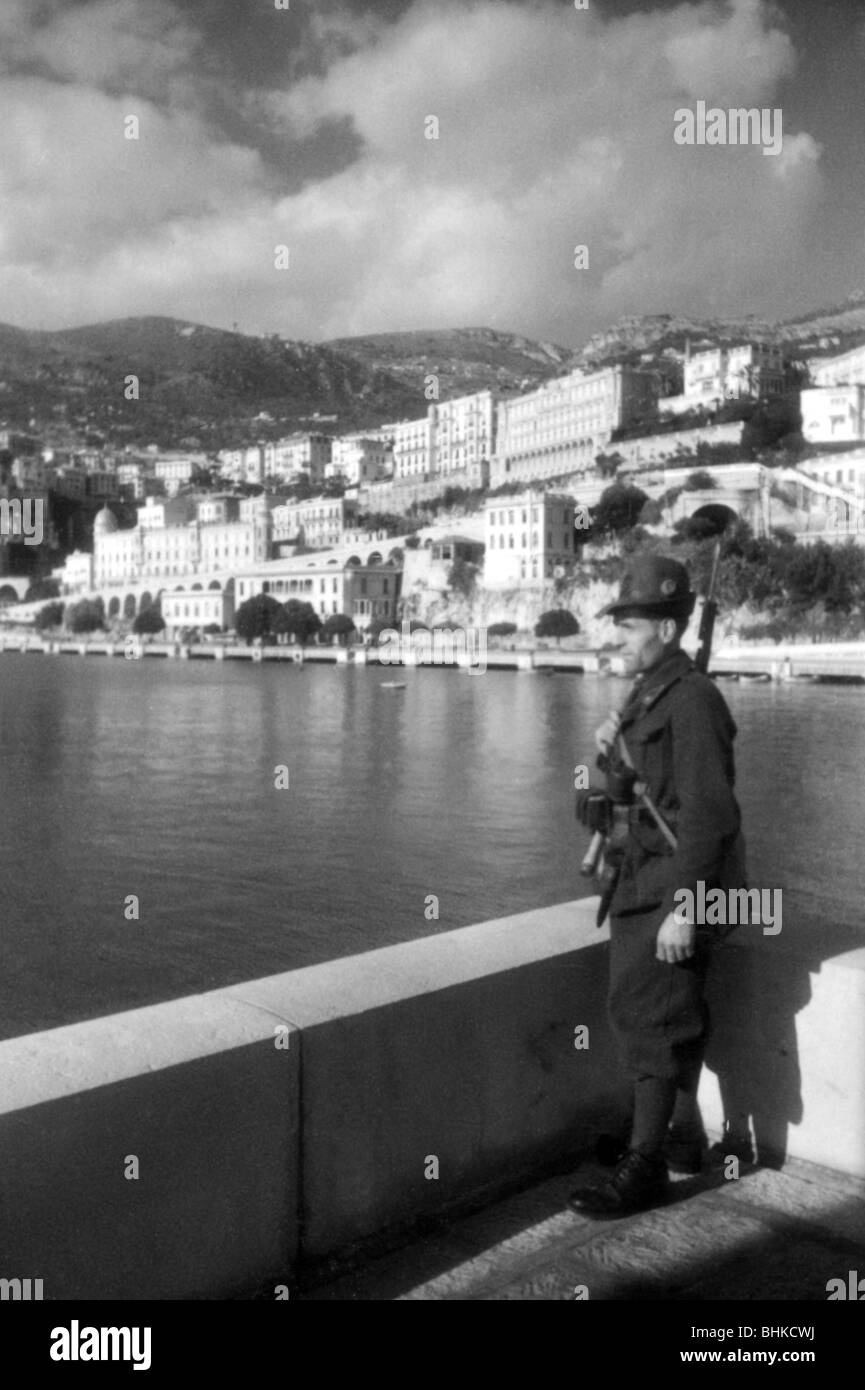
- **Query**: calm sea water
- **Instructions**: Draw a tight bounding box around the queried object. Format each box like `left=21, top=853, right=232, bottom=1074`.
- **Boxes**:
left=0, top=652, right=863, bottom=1040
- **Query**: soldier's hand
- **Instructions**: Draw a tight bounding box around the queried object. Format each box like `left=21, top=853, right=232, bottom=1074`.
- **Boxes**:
left=656, top=913, right=696, bottom=964
left=595, top=709, right=622, bottom=754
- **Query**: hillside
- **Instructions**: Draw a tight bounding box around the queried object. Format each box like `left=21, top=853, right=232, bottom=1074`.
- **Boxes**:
left=0, top=319, right=575, bottom=452
left=579, top=291, right=865, bottom=367
left=324, top=327, right=577, bottom=398
left=0, top=317, right=423, bottom=450
left=3, top=292, right=865, bottom=453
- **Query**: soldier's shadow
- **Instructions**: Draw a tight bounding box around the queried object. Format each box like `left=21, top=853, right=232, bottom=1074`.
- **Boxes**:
left=702, top=934, right=812, bottom=1168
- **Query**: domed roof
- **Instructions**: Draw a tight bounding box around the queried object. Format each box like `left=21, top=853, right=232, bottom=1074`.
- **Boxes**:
left=93, top=505, right=119, bottom=535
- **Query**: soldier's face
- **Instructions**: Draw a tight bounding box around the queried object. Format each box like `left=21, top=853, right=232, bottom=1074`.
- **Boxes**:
left=616, top=616, right=675, bottom=674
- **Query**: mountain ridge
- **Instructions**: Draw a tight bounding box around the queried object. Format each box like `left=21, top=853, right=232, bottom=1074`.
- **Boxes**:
left=2, top=291, right=865, bottom=450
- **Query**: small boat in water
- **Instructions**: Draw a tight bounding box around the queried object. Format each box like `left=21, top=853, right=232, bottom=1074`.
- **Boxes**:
left=380, top=681, right=406, bottom=690
left=737, top=672, right=771, bottom=684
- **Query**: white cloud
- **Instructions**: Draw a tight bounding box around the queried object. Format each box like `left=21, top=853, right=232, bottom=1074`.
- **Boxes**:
left=664, top=0, right=796, bottom=104
left=0, top=0, right=824, bottom=345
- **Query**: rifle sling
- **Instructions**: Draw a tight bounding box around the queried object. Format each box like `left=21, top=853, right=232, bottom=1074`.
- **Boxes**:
left=616, top=732, right=679, bottom=852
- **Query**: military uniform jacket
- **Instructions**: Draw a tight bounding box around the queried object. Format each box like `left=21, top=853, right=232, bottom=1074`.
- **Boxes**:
left=609, top=647, right=746, bottom=922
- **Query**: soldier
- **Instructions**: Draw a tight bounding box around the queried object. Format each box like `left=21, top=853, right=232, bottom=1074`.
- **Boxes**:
left=568, top=554, right=747, bottom=1218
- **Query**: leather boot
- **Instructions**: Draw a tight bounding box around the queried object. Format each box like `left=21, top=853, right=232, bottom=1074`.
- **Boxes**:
left=708, top=1122, right=755, bottom=1166
left=567, top=1149, right=669, bottom=1218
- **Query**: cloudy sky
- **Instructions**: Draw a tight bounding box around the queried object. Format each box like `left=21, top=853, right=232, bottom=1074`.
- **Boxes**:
left=0, top=0, right=863, bottom=347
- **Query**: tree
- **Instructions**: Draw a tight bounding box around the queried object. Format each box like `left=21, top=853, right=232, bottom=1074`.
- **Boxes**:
left=535, top=609, right=580, bottom=645
left=235, top=593, right=282, bottom=645
left=589, top=483, right=650, bottom=538
left=273, top=598, right=322, bottom=646
left=133, top=607, right=165, bottom=635
left=683, top=470, right=716, bottom=491
left=785, top=540, right=865, bottom=616
left=67, top=598, right=105, bottom=633
left=487, top=621, right=517, bottom=638
left=35, top=601, right=64, bottom=630
left=322, top=613, right=356, bottom=645
left=367, top=616, right=393, bottom=644
left=25, top=576, right=60, bottom=602
left=741, top=395, right=802, bottom=455
left=595, top=451, right=624, bottom=480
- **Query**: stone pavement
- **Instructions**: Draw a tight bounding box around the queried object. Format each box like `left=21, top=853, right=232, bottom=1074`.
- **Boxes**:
left=303, top=1154, right=865, bottom=1301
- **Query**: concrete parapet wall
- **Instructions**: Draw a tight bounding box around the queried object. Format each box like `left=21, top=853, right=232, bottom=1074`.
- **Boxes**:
left=0, top=994, right=301, bottom=1299
left=0, top=898, right=862, bottom=1297
left=230, top=900, right=623, bottom=1261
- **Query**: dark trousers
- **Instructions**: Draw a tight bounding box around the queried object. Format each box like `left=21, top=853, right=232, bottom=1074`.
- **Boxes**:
left=608, top=908, right=712, bottom=1085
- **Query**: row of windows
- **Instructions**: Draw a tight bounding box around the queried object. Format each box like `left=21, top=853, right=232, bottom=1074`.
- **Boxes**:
left=488, top=531, right=571, bottom=550
left=490, top=507, right=571, bottom=525
left=262, top=579, right=315, bottom=594
left=353, top=599, right=389, bottom=617
left=519, top=558, right=562, bottom=579
left=501, top=439, right=596, bottom=458
left=168, top=603, right=221, bottom=620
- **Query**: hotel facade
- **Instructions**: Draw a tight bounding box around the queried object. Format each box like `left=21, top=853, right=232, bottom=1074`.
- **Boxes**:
left=235, top=554, right=400, bottom=635
left=489, top=366, right=658, bottom=488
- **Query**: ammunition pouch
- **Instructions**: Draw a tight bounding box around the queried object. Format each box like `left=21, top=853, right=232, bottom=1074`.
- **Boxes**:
left=576, top=788, right=673, bottom=839
left=575, top=789, right=614, bottom=834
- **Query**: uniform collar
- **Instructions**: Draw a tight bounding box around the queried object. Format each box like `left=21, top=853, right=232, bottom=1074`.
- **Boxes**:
left=625, top=648, right=693, bottom=717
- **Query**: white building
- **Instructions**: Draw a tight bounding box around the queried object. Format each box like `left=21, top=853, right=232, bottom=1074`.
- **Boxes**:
left=808, top=344, right=865, bottom=389
left=235, top=553, right=399, bottom=636
left=800, top=387, right=865, bottom=445
left=93, top=507, right=144, bottom=585
left=195, top=495, right=240, bottom=525
left=197, top=521, right=264, bottom=573
left=137, top=497, right=195, bottom=530
left=327, top=434, right=394, bottom=486
left=271, top=496, right=358, bottom=550
left=484, top=490, right=578, bottom=588
left=379, top=391, right=496, bottom=483
left=431, top=390, right=495, bottom=478
left=239, top=493, right=280, bottom=524
left=380, top=414, right=434, bottom=481
left=93, top=500, right=270, bottom=586
left=154, top=454, right=206, bottom=496
left=161, top=588, right=235, bottom=637
left=798, top=450, right=865, bottom=497
left=490, top=366, right=658, bottom=487
left=682, top=342, right=786, bottom=410
left=263, top=434, right=331, bottom=485
left=53, top=549, right=94, bottom=595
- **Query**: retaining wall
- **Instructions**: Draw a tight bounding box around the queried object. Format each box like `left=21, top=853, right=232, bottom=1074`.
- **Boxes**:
left=0, top=897, right=861, bottom=1298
